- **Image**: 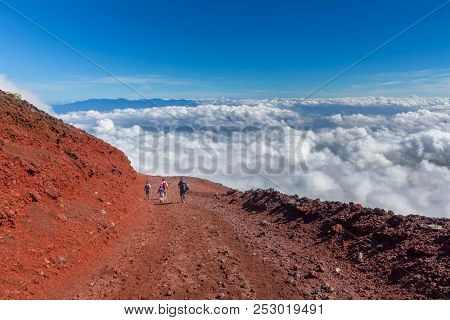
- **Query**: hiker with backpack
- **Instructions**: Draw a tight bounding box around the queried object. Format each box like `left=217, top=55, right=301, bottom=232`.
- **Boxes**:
left=157, top=185, right=166, bottom=203
left=144, top=181, right=151, bottom=200
left=178, top=177, right=189, bottom=203
left=160, top=178, right=169, bottom=201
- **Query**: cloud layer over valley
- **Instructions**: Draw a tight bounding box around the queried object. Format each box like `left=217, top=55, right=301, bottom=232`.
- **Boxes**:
left=59, top=97, right=450, bottom=217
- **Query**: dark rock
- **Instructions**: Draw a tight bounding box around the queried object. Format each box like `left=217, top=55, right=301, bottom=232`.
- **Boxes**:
left=331, top=223, right=344, bottom=234
left=216, top=293, right=225, bottom=300
left=321, top=283, right=335, bottom=293
left=356, top=252, right=364, bottom=263
left=25, top=165, right=39, bottom=176
left=260, top=220, right=269, bottom=227
left=305, top=270, right=319, bottom=279
left=29, top=191, right=41, bottom=202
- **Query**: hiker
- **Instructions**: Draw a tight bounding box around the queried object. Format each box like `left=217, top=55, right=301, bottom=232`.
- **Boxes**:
left=157, top=185, right=166, bottom=203
left=178, top=177, right=189, bottom=203
left=144, top=181, right=151, bottom=200
left=160, top=178, right=169, bottom=201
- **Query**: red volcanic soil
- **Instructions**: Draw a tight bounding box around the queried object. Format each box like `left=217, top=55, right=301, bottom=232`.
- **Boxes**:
left=0, top=90, right=448, bottom=300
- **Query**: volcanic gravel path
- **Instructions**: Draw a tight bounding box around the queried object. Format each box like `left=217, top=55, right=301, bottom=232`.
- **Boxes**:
left=57, top=177, right=300, bottom=300
left=48, top=176, right=441, bottom=300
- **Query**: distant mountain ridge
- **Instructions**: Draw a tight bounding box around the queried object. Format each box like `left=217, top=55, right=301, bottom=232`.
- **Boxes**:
left=52, top=98, right=199, bottom=113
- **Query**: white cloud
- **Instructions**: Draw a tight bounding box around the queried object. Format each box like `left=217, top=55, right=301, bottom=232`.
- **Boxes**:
left=59, top=97, right=450, bottom=218
left=95, top=118, right=116, bottom=133
left=0, top=74, right=53, bottom=114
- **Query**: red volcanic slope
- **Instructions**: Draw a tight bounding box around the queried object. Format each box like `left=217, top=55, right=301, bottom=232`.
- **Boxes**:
left=0, top=91, right=448, bottom=300
left=0, top=91, right=148, bottom=298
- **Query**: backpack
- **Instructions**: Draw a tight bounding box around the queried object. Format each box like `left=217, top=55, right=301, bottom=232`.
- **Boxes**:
left=180, top=182, right=189, bottom=192
left=161, top=181, right=168, bottom=190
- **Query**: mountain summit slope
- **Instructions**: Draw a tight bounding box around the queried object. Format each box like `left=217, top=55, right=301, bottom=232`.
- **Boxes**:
left=0, top=91, right=448, bottom=299
left=0, top=90, right=147, bottom=298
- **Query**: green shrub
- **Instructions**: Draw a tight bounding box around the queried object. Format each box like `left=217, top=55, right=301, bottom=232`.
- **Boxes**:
left=7, top=92, right=22, bottom=100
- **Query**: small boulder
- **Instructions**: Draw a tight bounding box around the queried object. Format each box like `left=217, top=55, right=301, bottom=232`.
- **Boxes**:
left=25, top=165, right=39, bottom=176
left=56, top=213, right=68, bottom=222
left=305, top=270, right=319, bottom=279
left=315, top=264, right=325, bottom=273
left=355, top=252, right=364, bottom=263
left=165, top=289, right=174, bottom=297
left=216, top=293, right=225, bottom=300
left=44, top=185, right=61, bottom=199
left=331, top=224, right=344, bottom=235
left=321, top=283, right=335, bottom=293
left=64, top=149, right=79, bottom=160
left=29, top=191, right=41, bottom=202
left=260, top=220, right=269, bottom=227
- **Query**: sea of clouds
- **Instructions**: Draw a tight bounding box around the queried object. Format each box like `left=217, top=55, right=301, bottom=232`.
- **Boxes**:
left=59, top=97, right=450, bottom=218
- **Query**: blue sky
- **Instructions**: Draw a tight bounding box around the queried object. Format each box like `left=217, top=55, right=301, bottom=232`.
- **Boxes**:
left=0, top=0, right=449, bottom=103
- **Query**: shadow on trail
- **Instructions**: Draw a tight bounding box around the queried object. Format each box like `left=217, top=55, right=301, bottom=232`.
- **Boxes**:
left=155, top=202, right=175, bottom=206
